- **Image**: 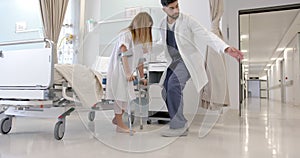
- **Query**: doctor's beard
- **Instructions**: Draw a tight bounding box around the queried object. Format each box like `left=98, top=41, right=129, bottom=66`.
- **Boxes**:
left=168, top=13, right=179, bottom=20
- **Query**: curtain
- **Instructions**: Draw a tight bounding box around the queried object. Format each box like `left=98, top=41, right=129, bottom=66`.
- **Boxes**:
left=201, top=0, right=230, bottom=107
left=39, top=0, right=69, bottom=64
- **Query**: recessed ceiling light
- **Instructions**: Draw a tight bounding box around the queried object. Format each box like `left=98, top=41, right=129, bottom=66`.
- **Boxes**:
left=241, top=35, right=249, bottom=39
left=271, top=58, right=276, bottom=61
left=277, top=48, right=285, bottom=52
left=267, top=64, right=272, bottom=67
left=277, top=58, right=283, bottom=61
left=241, top=50, right=248, bottom=53
left=285, top=48, right=293, bottom=52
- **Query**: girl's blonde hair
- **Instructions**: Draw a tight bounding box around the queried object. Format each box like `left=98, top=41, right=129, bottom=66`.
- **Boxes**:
left=128, top=12, right=153, bottom=45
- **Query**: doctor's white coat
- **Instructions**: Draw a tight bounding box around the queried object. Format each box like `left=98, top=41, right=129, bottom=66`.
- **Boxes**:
left=158, top=13, right=229, bottom=93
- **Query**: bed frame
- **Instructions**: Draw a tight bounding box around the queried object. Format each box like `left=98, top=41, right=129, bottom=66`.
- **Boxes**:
left=0, top=39, right=74, bottom=140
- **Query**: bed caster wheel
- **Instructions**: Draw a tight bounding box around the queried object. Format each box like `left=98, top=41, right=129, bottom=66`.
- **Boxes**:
left=127, top=115, right=135, bottom=125
left=88, top=111, right=95, bottom=121
left=130, top=115, right=135, bottom=125
left=54, top=121, right=65, bottom=140
left=0, top=117, right=12, bottom=134
left=147, top=119, right=152, bottom=124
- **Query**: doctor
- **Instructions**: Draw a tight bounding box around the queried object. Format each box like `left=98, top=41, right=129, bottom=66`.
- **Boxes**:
left=159, top=0, right=243, bottom=137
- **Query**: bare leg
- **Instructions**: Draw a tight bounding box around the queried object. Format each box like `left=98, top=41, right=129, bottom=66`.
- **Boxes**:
left=114, top=110, right=133, bottom=133
left=112, top=116, right=117, bottom=125
left=112, top=109, right=124, bottom=126
left=112, top=101, right=135, bottom=133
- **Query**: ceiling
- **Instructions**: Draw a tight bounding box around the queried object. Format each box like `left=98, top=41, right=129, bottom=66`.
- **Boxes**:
left=239, top=8, right=300, bottom=77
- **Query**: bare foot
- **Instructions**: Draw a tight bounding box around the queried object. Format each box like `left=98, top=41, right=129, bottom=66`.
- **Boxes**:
left=112, top=117, right=117, bottom=125
left=116, top=126, right=135, bottom=133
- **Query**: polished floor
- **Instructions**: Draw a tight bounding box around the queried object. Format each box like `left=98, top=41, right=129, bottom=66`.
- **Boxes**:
left=1, top=98, right=300, bottom=158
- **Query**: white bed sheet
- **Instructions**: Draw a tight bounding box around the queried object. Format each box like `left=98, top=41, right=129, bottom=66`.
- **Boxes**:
left=54, top=64, right=103, bottom=107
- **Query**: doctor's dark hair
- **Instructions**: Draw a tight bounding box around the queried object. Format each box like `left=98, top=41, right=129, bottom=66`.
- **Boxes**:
left=161, top=0, right=177, bottom=6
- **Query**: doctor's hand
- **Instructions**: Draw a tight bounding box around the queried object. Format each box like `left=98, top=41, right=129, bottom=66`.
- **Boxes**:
left=225, top=47, right=244, bottom=62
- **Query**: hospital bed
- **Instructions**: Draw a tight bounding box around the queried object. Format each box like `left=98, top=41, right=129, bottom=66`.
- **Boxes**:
left=146, top=62, right=170, bottom=124
left=0, top=39, right=103, bottom=140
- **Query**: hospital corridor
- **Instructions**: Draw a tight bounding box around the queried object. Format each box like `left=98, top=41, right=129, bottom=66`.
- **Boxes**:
left=1, top=0, right=300, bottom=158
left=1, top=98, right=299, bottom=158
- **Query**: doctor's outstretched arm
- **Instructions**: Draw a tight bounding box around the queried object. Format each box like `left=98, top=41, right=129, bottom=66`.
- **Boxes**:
left=188, top=16, right=244, bottom=61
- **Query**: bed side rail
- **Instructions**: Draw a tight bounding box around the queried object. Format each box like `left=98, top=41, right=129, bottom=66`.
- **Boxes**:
left=0, top=38, right=54, bottom=89
left=0, top=38, right=53, bottom=47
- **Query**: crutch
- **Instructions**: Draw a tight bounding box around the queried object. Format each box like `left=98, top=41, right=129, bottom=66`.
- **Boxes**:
left=129, top=60, right=147, bottom=134
left=135, top=59, right=145, bottom=130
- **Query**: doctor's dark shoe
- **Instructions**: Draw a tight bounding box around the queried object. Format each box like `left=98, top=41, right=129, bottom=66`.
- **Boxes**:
left=161, top=124, right=189, bottom=137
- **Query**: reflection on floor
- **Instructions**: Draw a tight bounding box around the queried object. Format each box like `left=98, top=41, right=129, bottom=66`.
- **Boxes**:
left=1, top=98, right=300, bottom=158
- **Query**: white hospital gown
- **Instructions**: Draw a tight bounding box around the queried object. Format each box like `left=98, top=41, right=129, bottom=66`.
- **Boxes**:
left=106, top=29, right=144, bottom=102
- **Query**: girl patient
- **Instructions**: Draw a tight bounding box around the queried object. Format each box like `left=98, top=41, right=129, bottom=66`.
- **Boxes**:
left=106, top=12, right=153, bottom=133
